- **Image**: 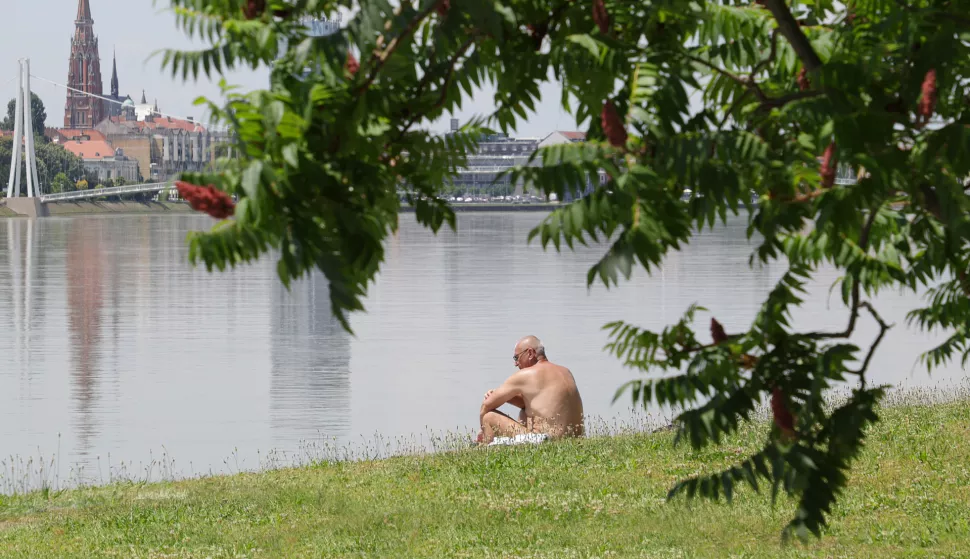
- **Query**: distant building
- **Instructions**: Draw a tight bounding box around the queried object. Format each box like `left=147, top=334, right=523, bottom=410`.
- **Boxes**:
left=52, top=128, right=108, bottom=143
left=55, top=0, right=231, bottom=183
left=538, top=131, right=586, bottom=147
left=443, top=124, right=542, bottom=195
left=451, top=154, right=534, bottom=193
left=96, top=110, right=228, bottom=181
left=537, top=130, right=603, bottom=202
left=62, top=140, right=139, bottom=183
left=475, top=132, right=540, bottom=156
left=119, top=96, right=137, bottom=121
left=64, top=0, right=106, bottom=129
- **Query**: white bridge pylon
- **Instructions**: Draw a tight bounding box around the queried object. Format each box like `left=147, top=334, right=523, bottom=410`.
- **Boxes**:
left=6, top=58, right=41, bottom=199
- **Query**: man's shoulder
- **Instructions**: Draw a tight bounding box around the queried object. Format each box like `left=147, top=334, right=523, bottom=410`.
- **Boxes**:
left=536, top=361, right=570, bottom=374
left=505, top=368, right=540, bottom=386
left=509, top=368, right=537, bottom=380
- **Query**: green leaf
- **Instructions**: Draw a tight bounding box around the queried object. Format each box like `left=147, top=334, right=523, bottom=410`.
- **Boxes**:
left=241, top=160, right=264, bottom=198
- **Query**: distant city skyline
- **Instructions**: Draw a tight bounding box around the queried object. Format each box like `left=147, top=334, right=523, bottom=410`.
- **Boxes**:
left=0, top=0, right=580, bottom=138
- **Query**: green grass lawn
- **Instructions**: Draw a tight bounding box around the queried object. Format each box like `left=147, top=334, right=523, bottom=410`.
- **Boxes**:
left=2, top=400, right=969, bottom=558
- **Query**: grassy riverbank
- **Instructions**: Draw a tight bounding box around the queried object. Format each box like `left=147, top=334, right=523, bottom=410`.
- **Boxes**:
left=1, top=398, right=969, bottom=558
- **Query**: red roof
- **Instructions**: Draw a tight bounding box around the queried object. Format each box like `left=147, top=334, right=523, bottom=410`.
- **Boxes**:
left=557, top=131, right=586, bottom=140
left=107, top=115, right=206, bottom=133
left=154, top=116, right=206, bottom=133
left=63, top=140, right=117, bottom=160
left=58, top=129, right=107, bottom=142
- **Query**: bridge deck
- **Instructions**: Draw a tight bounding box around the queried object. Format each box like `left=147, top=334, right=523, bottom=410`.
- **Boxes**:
left=39, top=182, right=172, bottom=203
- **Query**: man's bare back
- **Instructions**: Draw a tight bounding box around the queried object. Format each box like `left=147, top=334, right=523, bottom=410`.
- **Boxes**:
left=511, top=360, right=585, bottom=437
left=478, top=336, right=584, bottom=444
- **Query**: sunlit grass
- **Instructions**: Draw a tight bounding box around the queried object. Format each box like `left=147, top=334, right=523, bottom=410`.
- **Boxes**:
left=1, top=386, right=969, bottom=558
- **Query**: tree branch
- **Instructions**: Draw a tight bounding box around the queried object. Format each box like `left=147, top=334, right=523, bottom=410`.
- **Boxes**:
left=763, top=0, right=823, bottom=71
left=919, top=184, right=944, bottom=221
left=786, top=185, right=828, bottom=204
left=689, top=49, right=823, bottom=114
left=385, top=34, right=478, bottom=149
left=759, top=90, right=825, bottom=110
left=717, top=90, right=751, bottom=132
left=686, top=54, right=768, bottom=103
left=750, top=28, right=780, bottom=79
left=356, top=0, right=442, bottom=95
left=850, top=302, right=893, bottom=383
left=806, top=204, right=880, bottom=340
left=641, top=206, right=882, bottom=369
left=708, top=30, right=779, bottom=129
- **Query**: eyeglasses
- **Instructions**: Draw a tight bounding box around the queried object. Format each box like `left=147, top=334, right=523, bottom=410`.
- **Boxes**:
left=513, top=348, right=533, bottom=363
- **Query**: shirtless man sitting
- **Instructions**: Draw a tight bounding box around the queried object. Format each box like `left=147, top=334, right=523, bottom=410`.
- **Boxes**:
left=477, top=335, right=585, bottom=444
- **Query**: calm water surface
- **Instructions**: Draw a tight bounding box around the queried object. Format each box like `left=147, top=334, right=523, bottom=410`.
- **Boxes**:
left=0, top=212, right=963, bottom=486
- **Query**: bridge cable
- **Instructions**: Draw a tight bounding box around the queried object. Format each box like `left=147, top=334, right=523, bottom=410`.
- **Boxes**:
left=30, top=74, right=230, bottom=133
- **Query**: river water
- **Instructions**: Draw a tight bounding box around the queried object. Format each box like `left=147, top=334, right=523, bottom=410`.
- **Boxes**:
left=0, top=212, right=963, bottom=489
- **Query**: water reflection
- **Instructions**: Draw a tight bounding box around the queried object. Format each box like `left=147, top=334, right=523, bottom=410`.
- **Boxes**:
left=66, top=219, right=106, bottom=459
left=6, top=220, right=34, bottom=377
left=269, top=272, right=352, bottom=442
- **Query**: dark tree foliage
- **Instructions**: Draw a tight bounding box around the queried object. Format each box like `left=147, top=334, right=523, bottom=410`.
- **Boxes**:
left=2, top=93, right=48, bottom=138
left=0, top=137, right=95, bottom=195
left=159, top=0, right=970, bottom=541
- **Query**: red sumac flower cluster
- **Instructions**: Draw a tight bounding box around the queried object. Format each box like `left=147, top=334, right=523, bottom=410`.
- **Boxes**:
left=436, top=0, right=450, bottom=17
left=771, top=387, right=797, bottom=440
left=592, top=0, right=610, bottom=34
left=820, top=142, right=836, bottom=188
left=920, top=68, right=937, bottom=118
left=242, top=0, right=265, bottom=20
left=601, top=100, right=627, bottom=148
left=710, top=317, right=728, bottom=344
left=175, top=181, right=236, bottom=220
left=797, top=68, right=810, bottom=92
left=345, top=53, right=360, bottom=76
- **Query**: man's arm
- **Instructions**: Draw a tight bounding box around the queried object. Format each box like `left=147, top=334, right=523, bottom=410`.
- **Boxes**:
left=484, top=390, right=525, bottom=409
left=507, top=395, right=526, bottom=408
left=480, top=375, right=526, bottom=421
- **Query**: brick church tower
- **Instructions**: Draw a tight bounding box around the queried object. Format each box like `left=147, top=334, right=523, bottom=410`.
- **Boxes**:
left=64, top=0, right=105, bottom=129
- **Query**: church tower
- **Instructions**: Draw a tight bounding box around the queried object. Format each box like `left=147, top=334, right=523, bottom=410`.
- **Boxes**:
left=110, top=48, right=119, bottom=99
left=64, top=0, right=106, bottom=129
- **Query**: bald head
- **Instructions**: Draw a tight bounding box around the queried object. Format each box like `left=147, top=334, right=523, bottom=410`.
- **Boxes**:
left=516, top=335, right=546, bottom=358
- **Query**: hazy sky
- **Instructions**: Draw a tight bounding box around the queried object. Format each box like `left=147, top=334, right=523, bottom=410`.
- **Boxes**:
left=0, top=0, right=579, bottom=138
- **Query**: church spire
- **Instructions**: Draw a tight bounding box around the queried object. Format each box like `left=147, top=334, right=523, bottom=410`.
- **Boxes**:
left=65, top=0, right=104, bottom=128
left=76, top=0, right=92, bottom=21
left=110, top=48, right=119, bottom=98
left=140, top=89, right=147, bottom=104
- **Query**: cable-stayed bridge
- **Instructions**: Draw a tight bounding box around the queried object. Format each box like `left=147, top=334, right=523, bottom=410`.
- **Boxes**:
left=39, top=182, right=173, bottom=203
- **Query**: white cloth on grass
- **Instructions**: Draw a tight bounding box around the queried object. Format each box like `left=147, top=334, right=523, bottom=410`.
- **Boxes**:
left=487, top=433, right=549, bottom=446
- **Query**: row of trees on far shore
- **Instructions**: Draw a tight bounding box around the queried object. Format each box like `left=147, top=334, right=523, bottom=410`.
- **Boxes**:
left=0, top=95, right=108, bottom=196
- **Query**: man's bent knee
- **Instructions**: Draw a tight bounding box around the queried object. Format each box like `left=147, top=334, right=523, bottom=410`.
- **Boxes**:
left=481, top=410, right=527, bottom=442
